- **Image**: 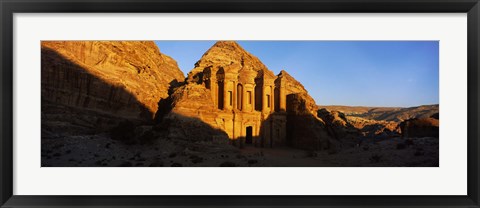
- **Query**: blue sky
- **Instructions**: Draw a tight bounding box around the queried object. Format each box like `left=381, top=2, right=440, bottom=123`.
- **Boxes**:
left=155, top=41, right=439, bottom=107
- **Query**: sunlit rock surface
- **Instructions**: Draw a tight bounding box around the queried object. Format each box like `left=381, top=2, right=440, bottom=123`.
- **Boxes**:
left=41, top=41, right=184, bottom=120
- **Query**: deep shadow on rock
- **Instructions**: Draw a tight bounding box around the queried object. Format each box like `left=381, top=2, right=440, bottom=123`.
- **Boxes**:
left=41, top=47, right=155, bottom=139
left=154, top=79, right=184, bottom=123
left=399, top=117, right=439, bottom=138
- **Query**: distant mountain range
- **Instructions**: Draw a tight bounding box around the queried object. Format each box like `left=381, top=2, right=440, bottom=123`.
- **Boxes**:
left=318, top=104, right=439, bottom=122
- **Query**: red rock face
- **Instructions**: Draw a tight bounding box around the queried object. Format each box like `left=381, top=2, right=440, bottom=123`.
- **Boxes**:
left=41, top=41, right=184, bottom=120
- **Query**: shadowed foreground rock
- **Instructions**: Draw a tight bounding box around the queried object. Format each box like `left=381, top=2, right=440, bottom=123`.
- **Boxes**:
left=400, top=117, right=439, bottom=138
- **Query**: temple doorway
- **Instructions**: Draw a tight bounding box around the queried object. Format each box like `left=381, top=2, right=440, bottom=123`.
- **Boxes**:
left=245, top=126, right=253, bottom=144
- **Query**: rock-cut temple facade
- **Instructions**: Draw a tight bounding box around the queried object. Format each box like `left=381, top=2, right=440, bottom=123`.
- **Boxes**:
left=169, top=41, right=326, bottom=149
left=169, top=41, right=318, bottom=148
left=200, top=64, right=288, bottom=148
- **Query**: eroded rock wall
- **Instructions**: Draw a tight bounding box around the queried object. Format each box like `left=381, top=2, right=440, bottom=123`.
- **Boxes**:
left=41, top=41, right=184, bottom=120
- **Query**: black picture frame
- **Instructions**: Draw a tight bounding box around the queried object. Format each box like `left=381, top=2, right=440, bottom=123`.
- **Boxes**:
left=1, top=0, right=479, bottom=207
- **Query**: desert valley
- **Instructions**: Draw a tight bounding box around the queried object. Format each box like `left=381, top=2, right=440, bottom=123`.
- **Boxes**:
left=41, top=41, right=439, bottom=167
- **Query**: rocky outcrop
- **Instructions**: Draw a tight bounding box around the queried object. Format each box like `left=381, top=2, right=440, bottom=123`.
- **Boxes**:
left=286, top=93, right=335, bottom=150
left=345, top=116, right=399, bottom=138
left=399, top=117, right=439, bottom=138
left=168, top=83, right=219, bottom=128
left=317, top=108, right=360, bottom=141
left=41, top=41, right=184, bottom=120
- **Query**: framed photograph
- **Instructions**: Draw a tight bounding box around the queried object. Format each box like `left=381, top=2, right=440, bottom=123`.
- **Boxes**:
left=1, top=0, right=479, bottom=207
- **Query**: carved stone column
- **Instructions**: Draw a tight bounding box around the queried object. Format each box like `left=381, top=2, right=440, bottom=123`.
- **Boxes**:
left=251, top=84, right=256, bottom=112
left=211, top=76, right=217, bottom=108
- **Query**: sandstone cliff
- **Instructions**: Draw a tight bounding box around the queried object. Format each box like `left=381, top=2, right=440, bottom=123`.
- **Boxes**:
left=41, top=41, right=184, bottom=120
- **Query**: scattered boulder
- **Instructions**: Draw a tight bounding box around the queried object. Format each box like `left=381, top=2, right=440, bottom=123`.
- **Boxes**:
left=399, top=118, right=439, bottom=138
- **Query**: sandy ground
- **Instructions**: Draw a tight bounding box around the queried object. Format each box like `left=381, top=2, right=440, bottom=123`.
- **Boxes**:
left=42, top=134, right=438, bottom=167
